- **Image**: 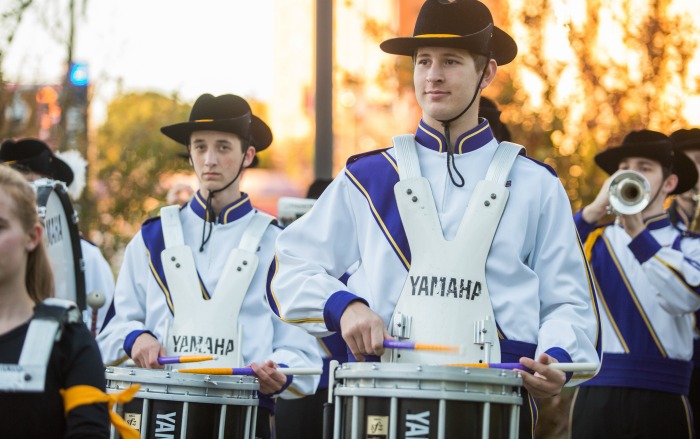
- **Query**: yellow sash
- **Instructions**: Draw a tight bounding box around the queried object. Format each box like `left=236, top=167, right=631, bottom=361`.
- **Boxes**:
left=60, top=384, right=141, bottom=439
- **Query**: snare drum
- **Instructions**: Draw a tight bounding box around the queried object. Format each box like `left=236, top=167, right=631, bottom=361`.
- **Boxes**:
left=33, top=178, right=86, bottom=311
left=332, top=363, right=522, bottom=439
left=105, top=367, right=259, bottom=439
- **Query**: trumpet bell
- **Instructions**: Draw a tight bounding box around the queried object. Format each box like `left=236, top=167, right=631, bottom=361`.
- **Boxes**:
left=608, top=170, right=651, bottom=215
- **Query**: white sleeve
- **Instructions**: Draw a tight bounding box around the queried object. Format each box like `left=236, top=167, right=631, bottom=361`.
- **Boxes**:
left=95, top=232, right=151, bottom=364
left=268, top=173, right=361, bottom=336
left=268, top=316, right=322, bottom=398
left=641, top=237, right=700, bottom=315
left=532, top=179, right=601, bottom=383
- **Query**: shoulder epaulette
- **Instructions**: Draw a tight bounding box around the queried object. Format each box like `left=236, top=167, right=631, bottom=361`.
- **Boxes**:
left=346, top=147, right=391, bottom=167
left=142, top=215, right=162, bottom=227
left=522, top=156, right=558, bottom=177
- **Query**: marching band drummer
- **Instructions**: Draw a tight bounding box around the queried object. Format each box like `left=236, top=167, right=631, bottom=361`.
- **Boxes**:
left=0, top=138, right=115, bottom=335
left=571, top=130, right=700, bottom=438
left=267, top=1, right=601, bottom=437
left=97, top=93, right=321, bottom=439
left=0, top=165, right=110, bottom=438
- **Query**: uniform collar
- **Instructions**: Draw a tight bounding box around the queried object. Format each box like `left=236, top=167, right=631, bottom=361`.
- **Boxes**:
left=643, top=212, right=671, bottom=230
left=189, top=190, right=253, bottom=224
left=415, top=118, right=494, bottom=154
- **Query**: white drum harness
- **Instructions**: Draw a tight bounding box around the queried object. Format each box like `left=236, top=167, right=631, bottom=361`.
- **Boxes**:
left=386, top=135, right=524, bottom=365
left=159, top=206, right=273, bottom=368
left=0, top=298, right=82, bottom=392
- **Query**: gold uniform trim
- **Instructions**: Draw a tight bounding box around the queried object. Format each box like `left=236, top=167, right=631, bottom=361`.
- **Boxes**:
left=602, top=235, right=667, bottom=357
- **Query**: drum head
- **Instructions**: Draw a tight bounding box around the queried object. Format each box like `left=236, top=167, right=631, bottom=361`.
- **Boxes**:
left=34, top=180, right=86, bottom=310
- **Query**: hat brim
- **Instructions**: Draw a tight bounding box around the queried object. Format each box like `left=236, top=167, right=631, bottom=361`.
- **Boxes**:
left=161, top=115, right=272, bottom=151
left=51, top=158, right=75, bottom=186
left=595, top=144, right=698, bottom=195
left=380, top=27, right=517, bottom=65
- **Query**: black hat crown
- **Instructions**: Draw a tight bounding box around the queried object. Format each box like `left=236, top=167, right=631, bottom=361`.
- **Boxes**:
left=380, top=0, right=517, bottom=65
left=671, top=128, right=700, bottom=152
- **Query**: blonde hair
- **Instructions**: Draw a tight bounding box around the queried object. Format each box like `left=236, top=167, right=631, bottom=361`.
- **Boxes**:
left=0, top=166, right=54, bottom=302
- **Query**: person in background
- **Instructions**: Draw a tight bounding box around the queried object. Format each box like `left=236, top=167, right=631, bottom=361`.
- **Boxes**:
left=267, top=1, right=601, bottom=437
left=571, top=129, right=700, bottom=438
left=97, top=93, right=320, bottom=438
left=0, top=138, right=115, bottom=335
left=479, top=96, right=511, bottom=143
left=166, top=182, right=195, bottom=206
left=667, top=127, right=700, bottom=435
left=0, top=165, right=110, bottom=438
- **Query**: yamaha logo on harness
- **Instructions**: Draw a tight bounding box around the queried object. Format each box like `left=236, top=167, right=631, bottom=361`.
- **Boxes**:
left=409, top=275, right=482, bottom=300
left=171, top=335, right=234, bottom=356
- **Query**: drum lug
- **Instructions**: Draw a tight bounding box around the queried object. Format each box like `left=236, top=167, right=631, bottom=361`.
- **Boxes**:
left=391, top=312, right=412, bottom=339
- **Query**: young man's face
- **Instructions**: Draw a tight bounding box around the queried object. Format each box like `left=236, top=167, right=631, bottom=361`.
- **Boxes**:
left=188, top=130, right=254, bottom=194
left=413, top=46, right=495, bottom=126
left=618, top=156, right=678, bottom=209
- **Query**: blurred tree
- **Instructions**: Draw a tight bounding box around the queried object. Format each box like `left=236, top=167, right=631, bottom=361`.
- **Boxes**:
left=501, top=0, right=700, bottom=212
left=0, top=0, right=36, bottom=134
left=85, top=91, right=190, bottom=264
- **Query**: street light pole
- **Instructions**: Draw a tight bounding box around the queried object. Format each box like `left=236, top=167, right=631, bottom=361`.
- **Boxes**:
left=315, top=0, right=334, bottom=180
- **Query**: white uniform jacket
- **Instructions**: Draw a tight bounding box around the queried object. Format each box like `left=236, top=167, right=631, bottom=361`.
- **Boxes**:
left=576, top=210, right=700, bottom=395
left=268, top=119, right=601, bottom=383
left=98, top=192, right=321, bottom=405
left=81, top=238, right=115, bottom=334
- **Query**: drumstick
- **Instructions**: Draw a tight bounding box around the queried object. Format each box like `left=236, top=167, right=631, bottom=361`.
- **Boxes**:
left=446, top=362, right=599, bottom=372
left=384, top=340, right=460, bottom=353
left=176, top=367, right=323, bottom=376
left=157, top=355, right=217, bottom=365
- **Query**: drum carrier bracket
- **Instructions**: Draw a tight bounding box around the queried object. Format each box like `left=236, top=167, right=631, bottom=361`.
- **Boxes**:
left=0, top=298, right=80, bottom=392
left=391, top=312, right=412, bottom=339
left=474, top=316, right=498, bottom=363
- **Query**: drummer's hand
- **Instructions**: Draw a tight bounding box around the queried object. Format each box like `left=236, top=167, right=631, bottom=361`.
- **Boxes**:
left=518, top=353, right=566, bottom=398
left=340, top=301, right=390, bottom=361
left=131, top=333, right=166, bottom=369
left=250, top=360, right=288, bottom=395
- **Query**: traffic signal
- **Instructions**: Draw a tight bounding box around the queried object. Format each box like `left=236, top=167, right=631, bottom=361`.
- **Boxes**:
left=66, top=62, right=88, bottom=105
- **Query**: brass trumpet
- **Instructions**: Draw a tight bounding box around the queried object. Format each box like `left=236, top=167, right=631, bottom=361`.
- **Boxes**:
left=608, top=170, right=651, bottom=215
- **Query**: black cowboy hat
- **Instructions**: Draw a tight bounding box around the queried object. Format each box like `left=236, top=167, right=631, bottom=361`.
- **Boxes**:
left=0, top=138, right=74, bottom=185
left=379, top=0, right=517, bottom=65
left=670, top=128, right=700, bottom=152
left=595, top=129, right=698, bottom=195
left=161, top=94, right=273, bottom=151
